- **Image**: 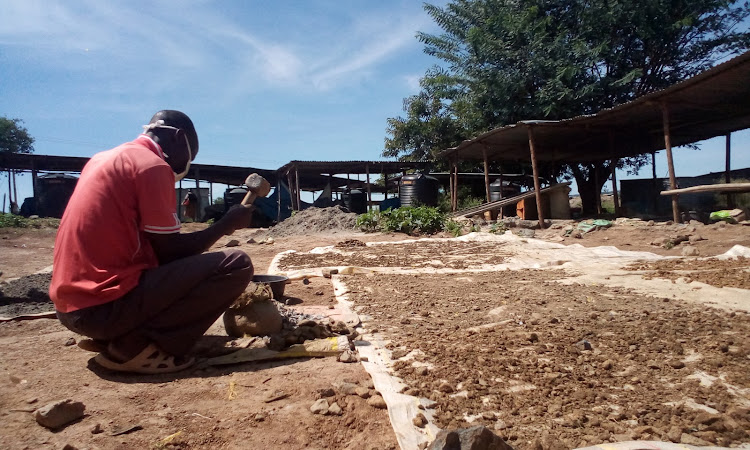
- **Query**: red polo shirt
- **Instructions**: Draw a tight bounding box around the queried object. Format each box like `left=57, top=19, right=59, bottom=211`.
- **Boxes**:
left=50, top=135, right=181, bottom=313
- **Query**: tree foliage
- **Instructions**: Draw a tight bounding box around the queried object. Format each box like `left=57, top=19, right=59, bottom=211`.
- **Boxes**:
left=0, top=117, right=35, bottom=155
left=385, top=0, right=750, bottom=213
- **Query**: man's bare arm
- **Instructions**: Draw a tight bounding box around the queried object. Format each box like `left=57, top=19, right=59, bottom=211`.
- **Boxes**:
left=146, top=206, right=254, bottom=264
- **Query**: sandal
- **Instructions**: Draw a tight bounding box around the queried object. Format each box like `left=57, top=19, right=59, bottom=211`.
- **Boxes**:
left=94, top=343, right=196, bottom=374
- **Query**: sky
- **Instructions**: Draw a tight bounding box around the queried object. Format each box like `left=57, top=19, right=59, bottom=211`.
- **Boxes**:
left=1, top=0, right=749, bottom=207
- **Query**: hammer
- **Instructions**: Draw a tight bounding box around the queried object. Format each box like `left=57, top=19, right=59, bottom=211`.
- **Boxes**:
left=241, top=173, right=271, bottom=207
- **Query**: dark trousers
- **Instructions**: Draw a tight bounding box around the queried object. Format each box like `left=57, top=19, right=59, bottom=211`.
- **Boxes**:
left=57, top=249, right=253, bottom=356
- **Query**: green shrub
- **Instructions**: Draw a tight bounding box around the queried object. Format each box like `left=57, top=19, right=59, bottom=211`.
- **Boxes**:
left=445, top=219, right=464, bottom=237
left=357, top=206, right=446, bottom=235
left=0, top=213, right=29, bottom=228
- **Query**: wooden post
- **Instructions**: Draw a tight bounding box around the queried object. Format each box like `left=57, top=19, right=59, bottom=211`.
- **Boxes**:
left=286, top=171, right=295, bottom=211
left=498, top=164, right=504, bottom=218
left=12, top=170, right=18, bottom=207
left=594, top=165, right=602, bottom=215
left=7, top=170, right=12, bottom=208
left=209, top=182, right=213, bottom=205
left=276, top=178, right=282, bottom=222
left=449, top=164, right=454, bottom=211
left=366, top=164, right=372, bottom=212
left=483, top=146, right=491, bottom=204
left=660, top=103, right=680, bottom=223
left=295, top=166, right=301, bottom=211
left=451, top=159, right=459, bottom=212
left=31, top=169, right=38, bottom=199
left=527, top=126, right=546, bottom=229
left=194, top=168, right=201, bottom=219
left=610, top=160, right=621, bottom=217
left=726, top=133, right=734, bottom=208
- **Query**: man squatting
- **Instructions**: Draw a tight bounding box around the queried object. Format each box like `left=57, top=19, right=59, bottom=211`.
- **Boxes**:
left=50, top=110, right=254, bottom=374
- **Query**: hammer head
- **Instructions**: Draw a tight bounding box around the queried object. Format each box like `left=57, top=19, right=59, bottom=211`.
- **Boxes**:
left=244, top=173, right=271, bottom=197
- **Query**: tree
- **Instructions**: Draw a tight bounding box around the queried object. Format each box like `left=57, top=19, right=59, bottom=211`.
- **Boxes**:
left=0, top=117, right=35, bottom=155
left=1, top=117, right=35, bottom=212
left=386, top=0, right=750, bottom=214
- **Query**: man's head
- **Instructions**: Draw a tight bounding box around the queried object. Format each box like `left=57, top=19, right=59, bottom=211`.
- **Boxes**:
left=145, top=110, right=199, bottom=180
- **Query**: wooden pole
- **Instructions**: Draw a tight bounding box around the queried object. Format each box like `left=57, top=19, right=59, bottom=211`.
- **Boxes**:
left=32, top=169, right=38, bottom=199
left=482, top=146, right=491, bottom=204
left=366, top=164, right=372, bottom=212
left=660, top=103, right=680, bottom=223
left=194, top=168, right=201, bottom=220
left=12, top=170, right=18, bottom=207
left=594, top=165, right=602, bottom=215
left=276, top=178, right=281, bottom=222
left=449, top=164, right=454, bottom=211
left=498, top=164, right=504, bottom=218
left=608, top=132, right=620, bottom=216
left=295, top=166, right=301, bottom=211
left=286, top=171, right=294, bottom=211
left=726, top=133, right=734, bottom=208
left=7, top=170, right=12, bottom=208
left=527, top=126, right=546, bottom=229
left=452, top=160, right=459, bottom=212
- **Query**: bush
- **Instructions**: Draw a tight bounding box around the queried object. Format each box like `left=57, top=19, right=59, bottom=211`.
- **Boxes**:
left=0, top=213, right=60, bottom=229
left=356, top=206, right=446, bottom=235
left=0, top=213, right=28, bottom=228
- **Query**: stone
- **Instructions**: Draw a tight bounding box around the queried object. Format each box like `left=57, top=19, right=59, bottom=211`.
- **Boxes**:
left=518, top=220, right=538, bottom=229
left=33, top=399, right=85, bottom=429
left=576, top=340, right=593, bottom=351
left=335, top=382, right=359, bottom=396
left=338, top=350, right=357, bottom=363
left=328, top=402, right=343, bottom=416
left=90, top=423, right=103, bottom=434
left=317, top=388, right=335, bottom=398
left=688, top=234, right=704, bottom=243
left=680, top=433, right=712, bottom=445
left=354, top=387, right=371, bottom=398
left=223, top=301, right=282, bottom=337
left=310, top=399, right=329, bottom=415
left=427, top=426, right=514, bottom=450
left=413, top=412, right=428, bottom=428
left=225, top=239, right=240, bottom=247
left=367, top=395, right=387, bottom=409
left=681, top=245, right=700, bottom=256
left=517, top=229, right=536, bottom=238
left=64, top=337, right=76, bottom=346
left=302, top=277, right=310, bottom=285
left=254, top=413, right=265, bottom=422
left=246, top=238, right=256, bottom=244
left=416, top=366, right=429, bottom=376
left=438, top=382, right=454, bottom=393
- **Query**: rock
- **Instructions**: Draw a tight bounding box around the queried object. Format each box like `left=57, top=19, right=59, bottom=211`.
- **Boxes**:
left=335, top=382, right=358, bottom=395
left=338, top=350, right=357, bottom=363
left=90, top=423, right=103, bottom=434
left=355, top=387, right=371, bottom=398
left=310, top=399, right=330, bottom=415
left=317, top=388, right=335, bottom=398
left=681, top=245, right=700, bottom=256
left=602, top=360, right=614, bottom=370
left=680, top=433, right=712, bottom=445
left=517, top=229, right=536, bottom=238
left=367, top=395, right=387, bottom=409
left=328, top=402, right=343, bottom=416
left=669, top=360, right=685, bottom=369
left=302, top=277, right=310, bottom=285
left=528, top=333, right=539, bottom=343
left=571, top=230, right=583, bottom=239
left=33, top=399, right=85, bottom=429
left=225, top=239, right=240, bottom=247
left=688, top=234, right=704, bottom=243
left=647, top=220, right=655, bottom=226
left=576, top=340, right=593, bottom=351
left=416, top=366, right=429, bottom=376
left=223, top=301, right=283, bottom=337
left=246, top=238, right=256, bottom=244
left=428, top=426, right=514, bottom=450
left=667, top=425, right=682, bottom=442
left=438, top=382, right=454, bottom=393
left=64, top=337, right=76, bottom=347
left=413, top=412, right=428, bottom=428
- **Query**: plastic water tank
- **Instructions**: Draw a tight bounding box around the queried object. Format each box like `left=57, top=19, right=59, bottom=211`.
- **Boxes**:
left=342, top=189, right=367, bottom=214
left=399, top=173, right=439, bottom=207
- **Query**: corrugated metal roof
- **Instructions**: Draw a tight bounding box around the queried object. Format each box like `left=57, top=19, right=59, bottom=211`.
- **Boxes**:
left=441, top=50, right=750, bottom=163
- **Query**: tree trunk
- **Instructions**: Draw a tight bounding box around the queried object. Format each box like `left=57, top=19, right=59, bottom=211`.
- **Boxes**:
left=570, top=162, right=610, bottom=216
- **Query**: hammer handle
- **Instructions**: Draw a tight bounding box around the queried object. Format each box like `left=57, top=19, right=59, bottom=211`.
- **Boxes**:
left=241, top=190, right=257, bottom=207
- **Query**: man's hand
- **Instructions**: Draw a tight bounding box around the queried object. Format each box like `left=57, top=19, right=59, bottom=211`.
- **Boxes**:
left=218, top=205, right=254, bottom=235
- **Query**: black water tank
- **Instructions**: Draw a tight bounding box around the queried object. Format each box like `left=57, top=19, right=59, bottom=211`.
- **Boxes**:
left=223, top=187, right=247, bottom=212
left=400, top=173, right=439, bottom=207
left=342, top=189, right=367, bottom=214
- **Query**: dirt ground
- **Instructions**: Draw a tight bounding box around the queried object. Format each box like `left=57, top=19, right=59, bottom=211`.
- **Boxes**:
left=1, top=211, right=750, bottom=449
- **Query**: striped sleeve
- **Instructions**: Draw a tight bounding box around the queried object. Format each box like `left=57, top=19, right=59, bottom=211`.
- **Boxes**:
left=136, top=165, right=181, bottom=234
